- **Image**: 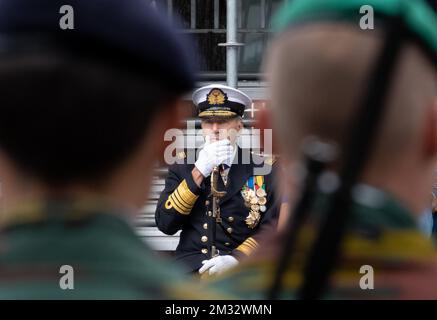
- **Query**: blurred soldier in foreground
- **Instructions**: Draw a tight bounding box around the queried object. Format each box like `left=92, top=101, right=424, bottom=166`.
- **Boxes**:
left=209, top=0, right=437, bottom=299
left=0, top=0, right=217, bottom=299
left=430, top=181, right=437, bottom=235
left=156, top=84, right=279, bottom=275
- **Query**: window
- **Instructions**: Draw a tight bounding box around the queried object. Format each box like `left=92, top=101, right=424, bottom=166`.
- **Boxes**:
left=150, top=0, right=286, bottom=80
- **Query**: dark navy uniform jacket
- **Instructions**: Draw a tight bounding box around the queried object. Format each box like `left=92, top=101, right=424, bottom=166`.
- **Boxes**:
left=155, top=148, right=280, bottom=272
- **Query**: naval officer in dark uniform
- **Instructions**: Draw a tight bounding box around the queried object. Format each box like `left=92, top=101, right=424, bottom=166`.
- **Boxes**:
left=155, top=84, right=280, bottom=275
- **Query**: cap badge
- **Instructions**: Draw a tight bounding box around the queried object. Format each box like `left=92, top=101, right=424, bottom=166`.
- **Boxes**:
left=207, top=89, right=227, bottom=105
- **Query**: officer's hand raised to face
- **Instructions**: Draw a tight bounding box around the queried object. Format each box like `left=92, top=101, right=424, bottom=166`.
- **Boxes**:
left=194, top=139, right=234, bottom=178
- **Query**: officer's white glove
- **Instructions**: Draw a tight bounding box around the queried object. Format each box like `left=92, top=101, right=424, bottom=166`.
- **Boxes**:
left=198, top=255, right=239, bottom=275
left=195, top=139, right=234, bottom=177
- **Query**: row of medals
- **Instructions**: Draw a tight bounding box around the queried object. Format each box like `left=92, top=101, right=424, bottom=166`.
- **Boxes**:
left=241, top=186, right=267, bottom=229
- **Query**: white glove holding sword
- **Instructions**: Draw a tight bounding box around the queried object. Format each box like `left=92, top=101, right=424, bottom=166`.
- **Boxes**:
left=196, top=136, right=238, bottom=276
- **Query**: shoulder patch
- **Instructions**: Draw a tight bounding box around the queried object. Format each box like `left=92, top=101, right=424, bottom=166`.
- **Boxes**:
left=176, top=151, right=186, bottom=160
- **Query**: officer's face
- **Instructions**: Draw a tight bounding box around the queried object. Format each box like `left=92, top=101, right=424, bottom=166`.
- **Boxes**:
left=201, top=117, right=243, bottom=145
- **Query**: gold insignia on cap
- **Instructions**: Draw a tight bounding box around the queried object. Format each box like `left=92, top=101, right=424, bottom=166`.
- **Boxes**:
left=207, top=89, right=226, bottom=105
left=198, top=110, right=236, bottom=118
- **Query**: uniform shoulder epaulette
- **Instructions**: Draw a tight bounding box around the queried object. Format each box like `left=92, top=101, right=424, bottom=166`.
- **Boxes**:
left=264, top=155, right=277, bottom=166
left=250, top=152, right=277, bottom=166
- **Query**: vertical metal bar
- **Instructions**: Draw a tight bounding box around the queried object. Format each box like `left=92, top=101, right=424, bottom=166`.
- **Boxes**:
left=214, top=0, right=220, bottom=29
left=167, top=0, right=173, bottom=22
left=238, top=0, right=243, bottom=29
left=260, top=0, right=266, bottom=29
left=191, top=0, right=196, bottom=29
left=237, top=0, right=243, bottom=72
left=226, top=0, right=238, bottom=88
